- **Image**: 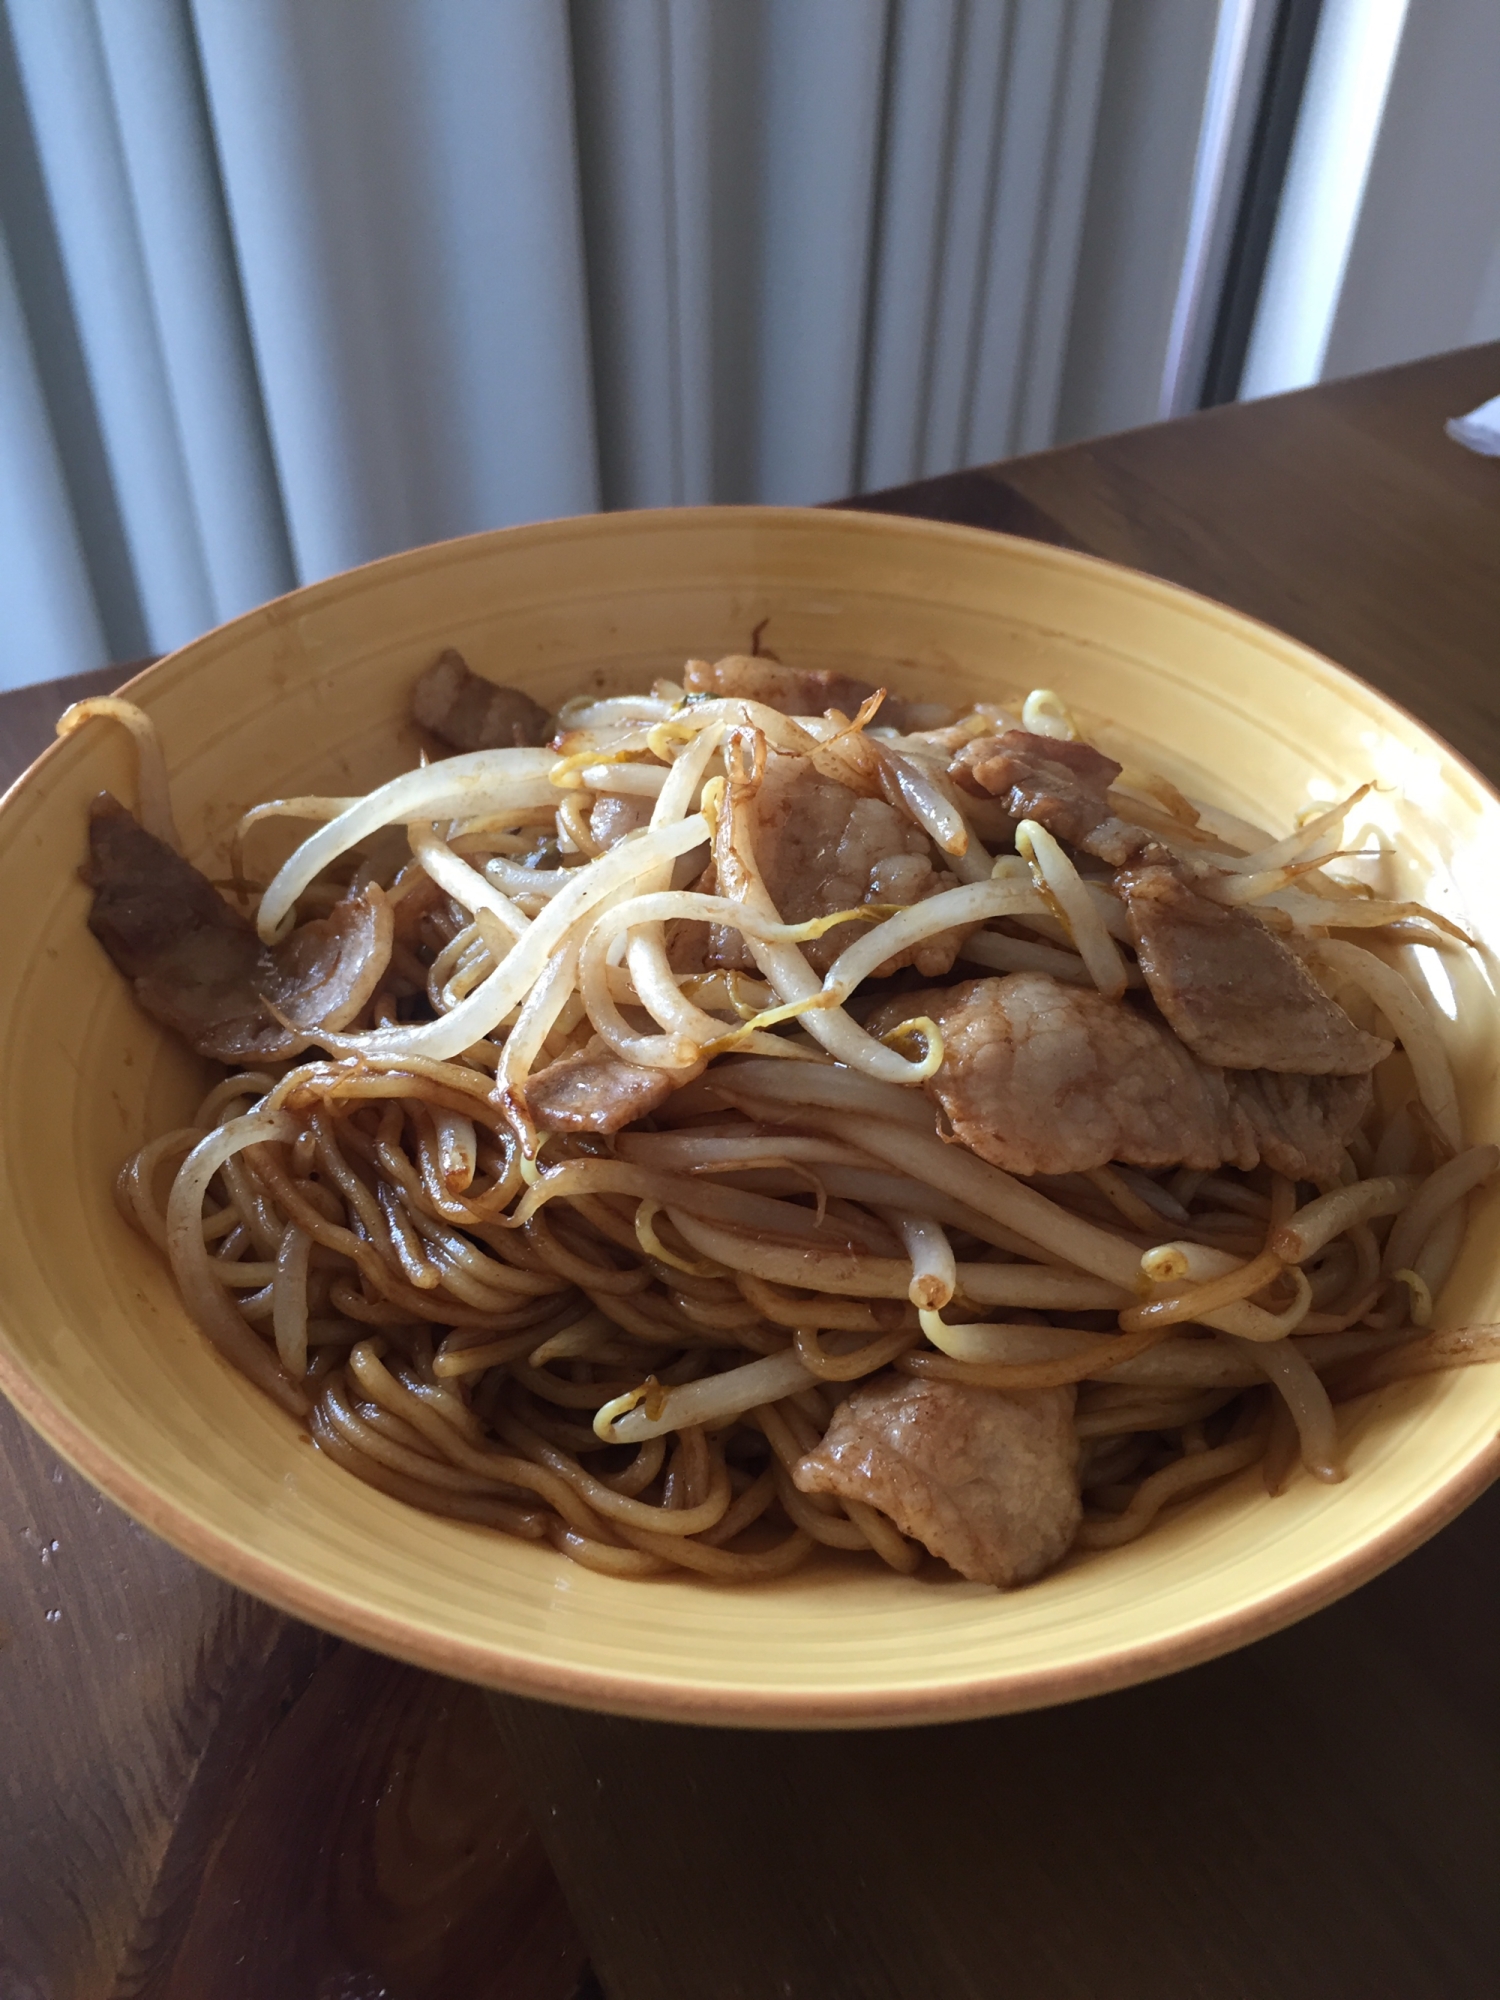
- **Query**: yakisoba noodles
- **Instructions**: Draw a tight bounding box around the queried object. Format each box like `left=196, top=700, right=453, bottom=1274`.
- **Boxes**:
left=73, top=652, right=1500, bottom=1587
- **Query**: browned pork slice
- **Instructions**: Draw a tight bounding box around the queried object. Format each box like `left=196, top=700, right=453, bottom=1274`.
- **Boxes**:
left=793, top=1374, right=1081, bottom=1586
left=870, top=973, right=1247, bottom=1176
left=588, top=793, right=651, bottom=850
left=1228, top=1068, right=1373, bottom=1183
left=950, top=728, right=1158, bottom=868
left=86, top=795, right=392, bottom=1062
left=682, top=654, right=942, bottom=732
left=524, top=1048, right=703, bottom=1132
left=950, top=729, right=1391, bottom=1080
left=712, top=747, right=965, bottom=975
left=1120, top=862, right=1390, bottom=1074
left=868, top=974, right=1372, bottom=1181
left=411, top=648, right=551, bottom=751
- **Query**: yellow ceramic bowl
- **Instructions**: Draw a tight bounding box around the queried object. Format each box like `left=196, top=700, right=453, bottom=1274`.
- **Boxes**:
left=2, top=507, right=1497, bottom=1727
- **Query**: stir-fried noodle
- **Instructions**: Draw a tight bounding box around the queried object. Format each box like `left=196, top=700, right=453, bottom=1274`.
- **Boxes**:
left=76, top=654, right=1500, bottom=1587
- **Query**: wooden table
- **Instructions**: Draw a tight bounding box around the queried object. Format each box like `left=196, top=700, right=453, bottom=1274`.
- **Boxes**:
left=3, top=342, right=1498, bottom=1999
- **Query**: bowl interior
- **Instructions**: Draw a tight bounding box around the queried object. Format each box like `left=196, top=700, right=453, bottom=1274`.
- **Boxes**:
left=2, top=505, right=1498, bottom=1727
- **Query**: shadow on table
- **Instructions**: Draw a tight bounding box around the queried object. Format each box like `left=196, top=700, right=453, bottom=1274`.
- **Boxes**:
left=491, top=1480, right=1500, bottom=2000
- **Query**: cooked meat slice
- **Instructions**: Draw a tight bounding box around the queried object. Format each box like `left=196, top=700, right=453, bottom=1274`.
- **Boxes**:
left=713, top=746, right=966, bottom=975
left=793, top=1374, right=1081, bottom=1587
left=1120, top=862, right=1390, bottom=1074
left=1227, top=1069, right=1373, bottom=1182
left=661, top=863, right=716, bottom=974
left=664, top=917, right=711, bottom=975
left=950, top=729, right=1157, bottom=868
left=259, top=889, right=392, bottom=1037
left=588, top=794, right=651, bottom=850
left=950, top=729, right=1387, bottom=1075
left=87, top=794, right=257, bottom=982
left=525, top=1050, right=703, bottom=1133
left=685, top=654, right=876, bottom=716
left=871, top=974, right=1248, bottom=1176
left=411, top=648, right=551, bottom=751
left=683, top=654, right=935, bottom=731
left=868, top=972, right=1378, bottom=1179
left=86, top=794, right=392, bottom=1062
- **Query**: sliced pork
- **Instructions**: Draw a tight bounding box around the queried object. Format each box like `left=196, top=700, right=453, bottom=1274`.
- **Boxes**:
left=869, top=973, right=1372, bottom=1181
left=793, top=1374, right=1081, bottom=1587
left=685, top=654, right=877, bottom=717
left=951, top=728, right=1390, bottom=1082
left=950, top=729, right=1156, bottom=868
left=525, top=1048, right=702, bottom=1132
left=1229, top=1068, right=1373, bottom=1183
left=86, top=794, right=392, bottom=1063
left=588, top=794, right=652, bottom=851
left=683, top=654, right=942, bottom=732
left=1120, top=862, right=1390, bottom=1074
left=713, top=745, right=967, bottom=976
left=411, top=649, right=551, bottom=752
left=873, top=973, right=1245, bottom=1176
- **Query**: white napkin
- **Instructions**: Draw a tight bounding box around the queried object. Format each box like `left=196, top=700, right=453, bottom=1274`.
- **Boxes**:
left=1446, top=394, right=1500, bottom=456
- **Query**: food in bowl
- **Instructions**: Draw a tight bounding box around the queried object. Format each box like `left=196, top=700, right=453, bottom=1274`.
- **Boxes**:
left=72, top=649, right=1499, bottom=1589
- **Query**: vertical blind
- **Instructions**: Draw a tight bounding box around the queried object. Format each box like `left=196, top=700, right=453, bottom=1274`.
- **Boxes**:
left=2, top=0, right=1239, bottom=690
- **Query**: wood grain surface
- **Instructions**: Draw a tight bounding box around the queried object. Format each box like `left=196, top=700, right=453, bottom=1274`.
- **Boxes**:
left=492, top=1482, right=1500, bottom=2000
left=3, top=342, right=1499, bottom=1999
left=856, top=341, right=1500, bottom=781
left=0, top=1400, right=588, bottom=1999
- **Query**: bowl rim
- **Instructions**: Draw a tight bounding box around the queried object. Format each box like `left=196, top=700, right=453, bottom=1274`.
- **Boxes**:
left=4, top=500, right=1499, bottom=1729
